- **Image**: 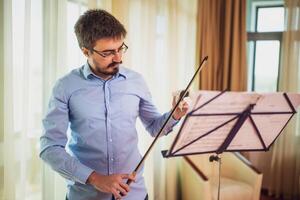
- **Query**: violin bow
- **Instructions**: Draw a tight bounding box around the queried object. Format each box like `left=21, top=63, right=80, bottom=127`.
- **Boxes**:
left=126, top=56, right=208, bottom=185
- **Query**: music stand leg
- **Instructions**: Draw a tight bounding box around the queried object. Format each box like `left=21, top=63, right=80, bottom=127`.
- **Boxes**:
left=209, top=154, right=222, bottom=200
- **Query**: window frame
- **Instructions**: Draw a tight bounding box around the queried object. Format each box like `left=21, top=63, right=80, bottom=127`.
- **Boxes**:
left=247, top=2, right=284, bottom=92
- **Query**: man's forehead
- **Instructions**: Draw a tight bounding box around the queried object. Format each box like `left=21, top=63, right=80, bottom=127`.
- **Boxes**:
left=94, top=37, right=124, bottom=50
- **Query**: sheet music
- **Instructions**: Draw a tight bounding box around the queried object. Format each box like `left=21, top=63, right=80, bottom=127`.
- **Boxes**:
left=252, top=93, right=292, bottom=112
left=251, top=114, right=293, bottom=146
left=171, top=115, right=238, bottom=154
left=251, top=93, right=297, bottom=146
left=286, top=93, right=300, bottom=111
left=228, top=118, right=265, bottom=150
left=173, top=117, right=238, bottom=154
left=168, top=91, right=300, bottom=156
left=191, top=91, right=260, bottom=114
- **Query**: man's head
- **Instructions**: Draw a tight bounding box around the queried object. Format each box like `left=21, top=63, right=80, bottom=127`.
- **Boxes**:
left=74, top=9, right=127, bottom=79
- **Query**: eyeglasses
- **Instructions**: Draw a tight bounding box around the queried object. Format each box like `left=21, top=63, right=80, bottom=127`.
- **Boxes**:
left=92, top=43, right=128, bottom=58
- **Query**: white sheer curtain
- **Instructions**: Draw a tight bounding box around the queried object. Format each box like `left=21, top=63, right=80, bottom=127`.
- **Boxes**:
left=2, top=0, right=43, bottom=199
left=266, top=0, right=300, bottom=198
left=2, top=0, right=14, bottom=199
left=1, top=0, right=198, bottom=199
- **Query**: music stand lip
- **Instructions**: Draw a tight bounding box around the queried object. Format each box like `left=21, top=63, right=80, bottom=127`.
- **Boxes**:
left=162, top=148, right=269, bottom=158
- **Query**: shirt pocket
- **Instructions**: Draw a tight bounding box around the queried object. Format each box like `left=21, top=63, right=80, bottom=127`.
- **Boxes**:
left=110, top=90, right=140, bottom=120
left=69, top=87, right=106, bottom=120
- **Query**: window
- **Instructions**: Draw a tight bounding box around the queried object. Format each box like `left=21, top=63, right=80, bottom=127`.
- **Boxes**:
left=247, top=0, right=284, bottom=92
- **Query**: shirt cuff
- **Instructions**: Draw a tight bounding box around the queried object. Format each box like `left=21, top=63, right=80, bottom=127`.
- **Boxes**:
left=164, top=111, right=180, bottom=135
left=74, top=164, right=94, bottom=184
left=169, top=111, right=180, bottom=125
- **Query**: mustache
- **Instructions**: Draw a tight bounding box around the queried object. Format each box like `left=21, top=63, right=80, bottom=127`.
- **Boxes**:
left=108, top=61, right=122, bottom=68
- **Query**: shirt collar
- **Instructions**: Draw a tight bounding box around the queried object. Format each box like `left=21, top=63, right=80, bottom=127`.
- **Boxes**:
left=82, top=62, right=127, bottom=80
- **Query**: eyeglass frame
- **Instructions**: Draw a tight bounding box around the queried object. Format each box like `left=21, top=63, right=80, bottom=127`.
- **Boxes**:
left=91, top=43, right=128, bottom=58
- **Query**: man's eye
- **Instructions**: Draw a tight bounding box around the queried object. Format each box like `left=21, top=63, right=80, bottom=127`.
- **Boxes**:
left=102, top=51, right=113, bottom=56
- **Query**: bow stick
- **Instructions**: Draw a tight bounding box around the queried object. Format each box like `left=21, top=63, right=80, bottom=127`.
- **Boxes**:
left=126, top=56, right=208, bottom=185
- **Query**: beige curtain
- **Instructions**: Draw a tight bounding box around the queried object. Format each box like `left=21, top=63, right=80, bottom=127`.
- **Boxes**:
left=266, top=0, right=300, bottom=198
left=197, top=0, right=247, bottom=91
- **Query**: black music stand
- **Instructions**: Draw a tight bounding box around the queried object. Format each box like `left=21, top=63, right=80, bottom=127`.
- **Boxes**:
left=162, top=90, right=300, bottom=200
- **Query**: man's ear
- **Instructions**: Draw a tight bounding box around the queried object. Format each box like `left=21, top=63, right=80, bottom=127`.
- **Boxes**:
left=82, top=47, right=90, bottom=57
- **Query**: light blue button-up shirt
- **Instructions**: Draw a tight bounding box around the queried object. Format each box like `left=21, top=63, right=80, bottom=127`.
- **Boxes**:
left=40, top=63, right=178, bottom=200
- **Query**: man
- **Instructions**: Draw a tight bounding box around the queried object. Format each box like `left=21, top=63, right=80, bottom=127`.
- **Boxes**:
left=40, top=9, right=188, bottom=200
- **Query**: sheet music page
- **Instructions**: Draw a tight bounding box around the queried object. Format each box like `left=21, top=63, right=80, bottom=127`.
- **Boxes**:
left=286, top=93, right=300, bottom=111
left=251, top=93, right=300, bottom=147
left=252, top=93, right=291, bottom=112
left=228, top=118, right=265, bottom=150
left=173, top=117, right=238, bottom=154
left=192, top=91, right=260, bottom=114
left=251, top=114, right=293, bottom=147
left=171, top=115, right=238, bottom=154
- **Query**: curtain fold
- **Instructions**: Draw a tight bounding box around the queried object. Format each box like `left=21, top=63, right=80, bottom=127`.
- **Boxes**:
left=2, top=0, right=15, bottom=199
left=2, top=0, right=44, bottom=199
left=197, top=0, right=247, bottom=91
left=266, top=0, right=300, bottom=198
left=0, top=3, right=3, bottom=198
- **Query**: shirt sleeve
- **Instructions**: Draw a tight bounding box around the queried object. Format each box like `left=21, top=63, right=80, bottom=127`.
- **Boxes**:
left=138, top=77, right=179, bottom=137
left=39, top=79, right=93, bottom=184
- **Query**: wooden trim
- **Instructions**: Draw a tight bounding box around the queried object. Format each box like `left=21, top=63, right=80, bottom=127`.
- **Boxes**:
left=183, top=156, right=208, bottom=181
left=233, top=152, right=262, bottom=174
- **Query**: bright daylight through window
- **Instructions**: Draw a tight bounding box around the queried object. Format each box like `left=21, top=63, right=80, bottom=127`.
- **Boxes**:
left=247, top=0, right=284, bottom=92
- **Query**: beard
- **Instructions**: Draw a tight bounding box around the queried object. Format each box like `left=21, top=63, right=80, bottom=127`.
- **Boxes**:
left=95, top=61, right=122, bottom=76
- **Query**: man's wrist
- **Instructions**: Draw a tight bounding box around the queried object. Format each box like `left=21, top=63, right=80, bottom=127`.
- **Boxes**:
left=87, top=171, right=97, bottom=185
left=172, top=113, right=181, bottom=120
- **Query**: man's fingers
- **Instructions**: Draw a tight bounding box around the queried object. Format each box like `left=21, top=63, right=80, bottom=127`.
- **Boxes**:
left=120, top=173, right=136, bottom=181
left=120, top=174, right=130, bottom=179
left=112, top=188, right=122, bottom=199
left=120, top=182, right=130, bottom=192
left=182, top=103, right=189, bottom=110
left=116, top=185, right=127, bottom=196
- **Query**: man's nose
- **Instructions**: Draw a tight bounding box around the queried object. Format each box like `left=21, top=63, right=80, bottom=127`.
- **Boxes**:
left=112, top=52, right=122, bottom=62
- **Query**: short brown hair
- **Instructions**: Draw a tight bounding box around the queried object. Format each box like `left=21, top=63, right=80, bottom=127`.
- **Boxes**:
left=74, top=9, right=127, bottom=49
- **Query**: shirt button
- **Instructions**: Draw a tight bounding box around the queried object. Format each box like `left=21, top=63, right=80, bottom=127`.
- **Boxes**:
left=111, top=158, right=114, bottom=161
left=109, top=139, right=113, bottom=142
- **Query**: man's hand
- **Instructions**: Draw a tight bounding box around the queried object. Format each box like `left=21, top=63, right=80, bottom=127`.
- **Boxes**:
left=87, top=171, right=136, bottom=199
left=172, top=94, right=190, bottom=120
